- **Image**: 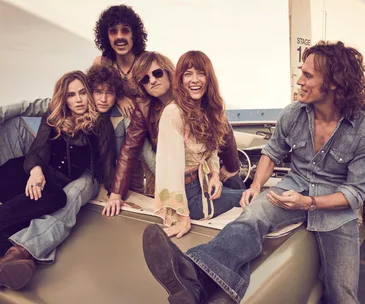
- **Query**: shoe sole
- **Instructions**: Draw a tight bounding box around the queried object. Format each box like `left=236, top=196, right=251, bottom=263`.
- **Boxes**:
left=0, top=260, right=35, bottom=290
left=143, top=224, right=199, bottom=304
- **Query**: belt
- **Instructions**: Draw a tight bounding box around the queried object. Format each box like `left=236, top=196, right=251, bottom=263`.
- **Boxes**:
left=185, top=171, right=198, bottom=184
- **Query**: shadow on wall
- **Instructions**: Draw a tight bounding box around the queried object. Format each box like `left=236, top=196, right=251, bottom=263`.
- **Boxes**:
left=0, top=0, right=98, bottom=105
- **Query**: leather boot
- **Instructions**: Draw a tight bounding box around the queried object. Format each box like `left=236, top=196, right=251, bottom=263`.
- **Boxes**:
left=143, top=224, right=215, bottom=304
left=206, top=288, right=237, bottom=304
left=0, top=245, right=36, bottom=290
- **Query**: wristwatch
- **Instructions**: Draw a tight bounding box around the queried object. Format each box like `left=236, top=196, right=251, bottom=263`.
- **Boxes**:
left=308, top=196, right=317, bottom=211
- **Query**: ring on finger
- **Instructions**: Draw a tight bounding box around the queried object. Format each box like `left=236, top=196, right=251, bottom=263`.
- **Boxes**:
left=36, top=182, right=42, bottom=187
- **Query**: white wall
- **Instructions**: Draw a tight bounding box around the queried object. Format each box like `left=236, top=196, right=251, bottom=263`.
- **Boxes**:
left=310, top=0, right=365, bottom=55
left=290, top=0, right=312, bottom=100
left=2, top=0, right=291, bottom=109
left=0, top=1, right=98, bottom=105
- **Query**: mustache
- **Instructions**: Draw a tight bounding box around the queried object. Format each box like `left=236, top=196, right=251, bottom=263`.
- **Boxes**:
left=114, top=38, right=128, bottom=46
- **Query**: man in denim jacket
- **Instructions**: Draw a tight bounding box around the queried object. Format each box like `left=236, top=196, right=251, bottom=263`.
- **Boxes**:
left=142, top=41, right=365, bottom=304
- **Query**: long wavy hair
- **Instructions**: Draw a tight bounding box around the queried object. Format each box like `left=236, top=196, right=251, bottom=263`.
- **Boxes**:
left=47, top=71, right=99, bottom=138
left=303, top=41, right=365, bottom=119
left=174, top=51, right=227, bottom=152
left=94, top=5, right=148, bottom=61
left=132, top=51, right=175, bottom=98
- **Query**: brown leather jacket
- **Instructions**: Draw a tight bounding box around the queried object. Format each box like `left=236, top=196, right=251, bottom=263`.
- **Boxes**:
left=111, top=97, right=240, bottom=199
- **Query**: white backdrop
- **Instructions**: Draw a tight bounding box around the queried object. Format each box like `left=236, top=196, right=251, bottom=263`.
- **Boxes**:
left=310, top=0, right=365, bottom=54
left=1, top=0, right=291, bottom=109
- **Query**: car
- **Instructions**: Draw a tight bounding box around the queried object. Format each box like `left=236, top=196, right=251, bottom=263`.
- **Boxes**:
left=0, top=118, right=323, bottom=304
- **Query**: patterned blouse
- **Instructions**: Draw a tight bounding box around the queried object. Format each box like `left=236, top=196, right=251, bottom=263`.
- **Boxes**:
left=154, top=103, right=220, bottom=226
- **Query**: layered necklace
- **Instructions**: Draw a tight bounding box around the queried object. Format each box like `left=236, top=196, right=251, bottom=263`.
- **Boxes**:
left=115, top=56, right=136, bottom=81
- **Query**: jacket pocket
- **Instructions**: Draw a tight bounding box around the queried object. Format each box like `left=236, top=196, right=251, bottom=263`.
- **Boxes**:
left=329, top=148, right=354, bottom=163
left=324, top=148, right=354, bottom=175
left=285, top=137, right=307, bottom=150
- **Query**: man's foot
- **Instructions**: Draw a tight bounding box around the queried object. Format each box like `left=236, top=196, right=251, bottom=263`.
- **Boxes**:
left=206, top=288, right=237, bottom=303
left=143, top=224, right=207, bottom=304
left=0, top=245, right=36, bottom=290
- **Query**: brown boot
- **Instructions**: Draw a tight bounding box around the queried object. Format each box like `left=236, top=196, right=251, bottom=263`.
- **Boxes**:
left=0, top=245, right=36, bottom=290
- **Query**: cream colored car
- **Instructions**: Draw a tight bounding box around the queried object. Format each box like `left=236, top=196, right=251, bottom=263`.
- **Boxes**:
left=0, top=127, right=323, bottom=304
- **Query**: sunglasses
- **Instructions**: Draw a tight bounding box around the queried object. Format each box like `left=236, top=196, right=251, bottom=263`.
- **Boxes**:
left=140, top=69, right=164, bottom=85
left=108, top=26, right=131, bottom=36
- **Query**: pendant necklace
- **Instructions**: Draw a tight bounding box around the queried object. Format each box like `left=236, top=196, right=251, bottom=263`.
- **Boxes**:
left=116, top=56, right=136, bottom=81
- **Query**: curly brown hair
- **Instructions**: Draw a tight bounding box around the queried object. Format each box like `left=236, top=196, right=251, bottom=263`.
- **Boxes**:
left=303, top=41, right=365, bottom=119
left=174, top=51, right=227, bottom=152
left=86, top=65, right=124, bottom=99
left=94, top=5, right=147, bottom=61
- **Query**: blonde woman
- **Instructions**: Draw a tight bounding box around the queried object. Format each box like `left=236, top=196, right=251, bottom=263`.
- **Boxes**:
left=0, top=70, right=115, bottom=290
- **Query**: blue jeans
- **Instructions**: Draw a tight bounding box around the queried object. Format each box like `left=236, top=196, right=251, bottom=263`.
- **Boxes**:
left=9, top=171, right=99, bottom=263
left=0, top=117, right=100, bottom=263
left=185, top=179, right=245, bottom=220
left=0, top=117, right=35, bottom=166
left=223, top=172, right=245, bottom=190
left=186, top=187, right=359, bottom=304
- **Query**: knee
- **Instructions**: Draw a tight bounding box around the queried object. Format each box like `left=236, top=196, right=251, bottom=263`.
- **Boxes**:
left=52, top=190, right=67, bottom=209
left=1, top=156, right=24, bottom=171
left=223, top=174, right=246, bottom=190
left=63, top=177, right=95, bottom=202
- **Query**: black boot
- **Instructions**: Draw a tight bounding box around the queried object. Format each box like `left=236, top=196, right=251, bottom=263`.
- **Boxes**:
left=143, top=224, right=212, bottom=304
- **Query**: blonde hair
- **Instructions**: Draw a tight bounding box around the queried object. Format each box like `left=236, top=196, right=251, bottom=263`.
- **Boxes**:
left=132, top=51, right=175, bottom=98
left=47, top=70, right=99, bottom=138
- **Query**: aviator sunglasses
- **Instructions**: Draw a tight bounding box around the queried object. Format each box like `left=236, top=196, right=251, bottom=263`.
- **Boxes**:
left=140, top=69, right=164, bottom=85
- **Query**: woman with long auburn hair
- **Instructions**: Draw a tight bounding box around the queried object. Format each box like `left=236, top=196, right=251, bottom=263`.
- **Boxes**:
left=0, top=70, right=115, bottom=290
left=154, top=50, right=245, bottom=238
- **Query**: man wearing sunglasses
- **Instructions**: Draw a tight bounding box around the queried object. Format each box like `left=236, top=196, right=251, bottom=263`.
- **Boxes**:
left=104, top=51, right=245, bottom=218
left=93, top=4, right=147, bottom=119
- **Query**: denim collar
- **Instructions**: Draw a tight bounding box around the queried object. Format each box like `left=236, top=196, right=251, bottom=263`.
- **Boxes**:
left=108, top=104, right=123, bottom=118
left=299, top=102, right=355, bottom=128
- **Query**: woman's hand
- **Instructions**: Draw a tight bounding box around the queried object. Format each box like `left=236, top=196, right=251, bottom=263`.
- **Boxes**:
left=26, top=166, right=46, bottom=200
left=102, top=192, right=123, bottom=216
left=164, top=215, right=191, bottom=238
left=208, top=172, right=223, bottom=200
left=117, top=96, right=135, bottom=118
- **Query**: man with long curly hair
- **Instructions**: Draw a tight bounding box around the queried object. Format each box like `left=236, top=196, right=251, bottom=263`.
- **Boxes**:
left=142, top=41, right=365, bottom=304
left=92, top=4, right=152, bottom=197
left=93, top=4, right=147, bottom=116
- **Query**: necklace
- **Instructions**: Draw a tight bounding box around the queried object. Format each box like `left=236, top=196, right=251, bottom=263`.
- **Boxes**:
left=115, top=56, right=136, bottom=81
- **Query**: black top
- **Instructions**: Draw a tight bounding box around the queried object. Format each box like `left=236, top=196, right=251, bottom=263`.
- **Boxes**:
left=24, top=113, right=116, bottom=190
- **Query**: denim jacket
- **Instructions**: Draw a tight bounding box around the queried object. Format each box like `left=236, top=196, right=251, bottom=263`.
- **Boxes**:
left=262, top=102, right=365, bottom=231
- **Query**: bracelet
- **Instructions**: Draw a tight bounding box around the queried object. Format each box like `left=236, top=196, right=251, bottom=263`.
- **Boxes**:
left=308, top=196, right=317, bottom=211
